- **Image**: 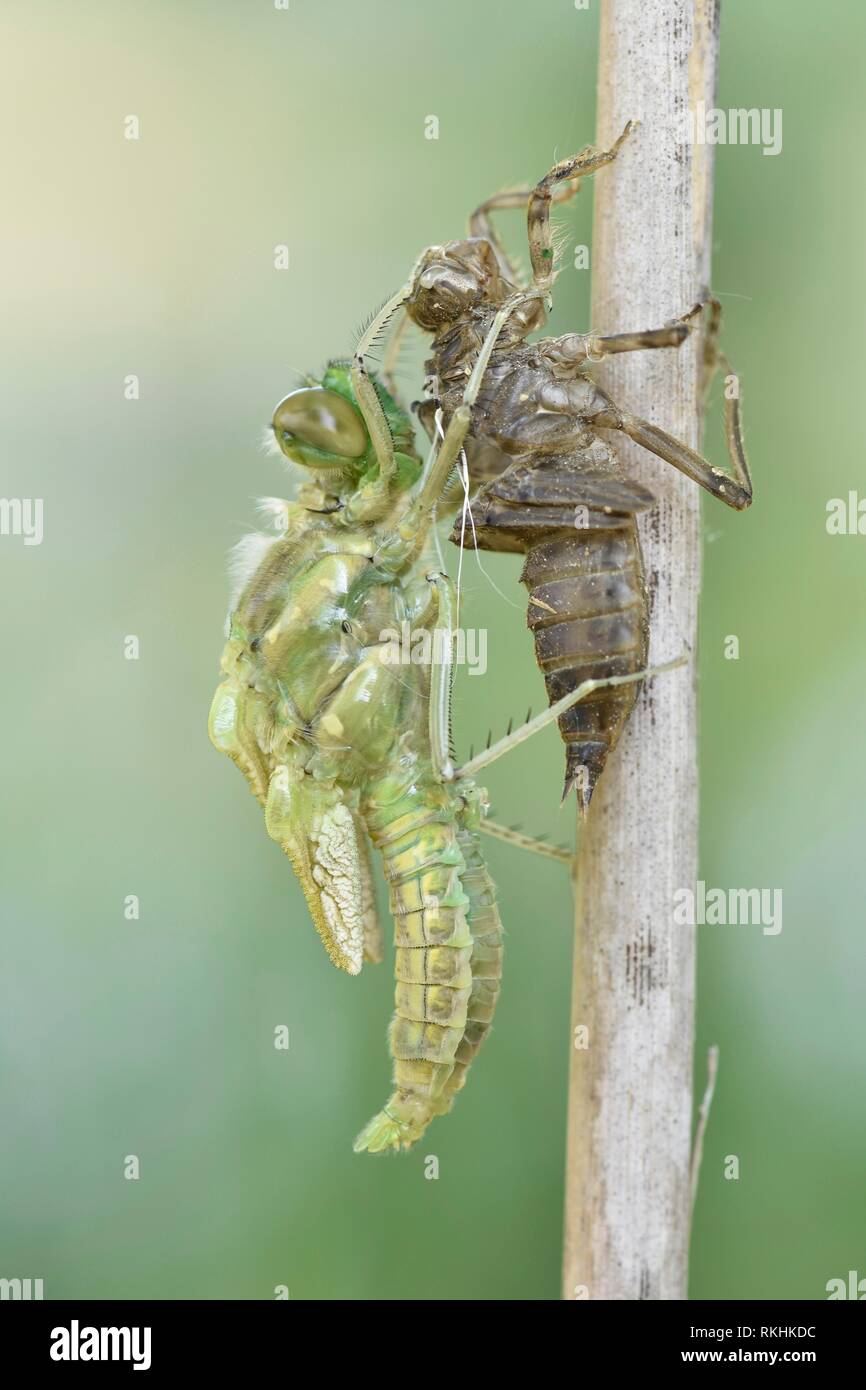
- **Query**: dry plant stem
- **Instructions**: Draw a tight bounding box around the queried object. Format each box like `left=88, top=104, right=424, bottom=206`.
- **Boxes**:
left=562, top=0, right=720, bottom=1301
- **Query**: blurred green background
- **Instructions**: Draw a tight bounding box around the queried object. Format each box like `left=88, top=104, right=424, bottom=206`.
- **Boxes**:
left=2, top=0, right=864, bottom=1300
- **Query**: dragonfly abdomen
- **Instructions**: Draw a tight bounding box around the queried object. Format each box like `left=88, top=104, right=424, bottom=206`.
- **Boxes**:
left=463, top=460, right=652, bottom=810
left=431, top=827, right=503, bottom=1115
left=521, top=521, right=649, bottom=808
left=355, top=784, right=476, bottom=1151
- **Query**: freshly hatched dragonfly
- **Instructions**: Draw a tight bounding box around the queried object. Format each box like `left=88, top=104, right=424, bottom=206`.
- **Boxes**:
left=207, top=332, right=662, bottom=1152
left=385, top=122, right=752, bottom=811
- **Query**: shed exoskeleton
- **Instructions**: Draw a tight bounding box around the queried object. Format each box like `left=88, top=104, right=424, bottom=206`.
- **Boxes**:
left=383, top=123, right=752, bottom=810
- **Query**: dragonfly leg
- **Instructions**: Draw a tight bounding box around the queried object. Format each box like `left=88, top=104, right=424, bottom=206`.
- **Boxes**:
left=468, top=178, right=581, bottom=291
left=380, top=308, right=410, bottom=397
left=587, top=294, right=751, bottom=509
left=596, top=381, right=752, bottom=512
left=455, top=655, right=686, bottom=780
left=541, top=293, right=729, bottom=375
left=350, top=285, right=413, bottom=484
left=528, top=121, right=636, bottom=293
left=582, top=294, right=722, bottom=365
left=679, top=293, right=723, bottom=409
left=684, top=298, right=749, bottom=483
left=426, top=571, right=458, bottom=782
left=478, top=818, right=572, bottom=866
left=350, top=251, right=430, bottom=484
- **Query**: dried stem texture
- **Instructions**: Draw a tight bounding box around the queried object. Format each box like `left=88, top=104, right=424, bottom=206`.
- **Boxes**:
left=562, top=0, right=720, bottom=1301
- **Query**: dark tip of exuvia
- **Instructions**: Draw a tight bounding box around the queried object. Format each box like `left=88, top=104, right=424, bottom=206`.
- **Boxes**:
left=562, top=775, right=595, bottom=817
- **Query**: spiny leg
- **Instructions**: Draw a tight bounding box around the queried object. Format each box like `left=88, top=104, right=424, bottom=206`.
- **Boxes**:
left=350, top=287, right=408, bottom=484
left=380, top=307, right=411, bottom=397
left=349, top=254, right=428, bottom=484
left=528, top=121, right=637, bottom=292
left=468, top=179, right=582, bottom=288
left=479, top=818, right=572, bottom=866
left=454, top=655, right=686, bottom=780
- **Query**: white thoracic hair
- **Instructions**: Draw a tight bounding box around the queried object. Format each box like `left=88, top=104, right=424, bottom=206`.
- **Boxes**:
left=225, top=531, right=281, bottom=630
left=222, top=430, right=301, bottom=630
left=255, top=496, right=292, bottom=531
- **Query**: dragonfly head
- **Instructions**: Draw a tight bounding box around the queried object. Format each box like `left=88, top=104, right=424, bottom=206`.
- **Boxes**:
left=407, top=239, right=508, bottom=330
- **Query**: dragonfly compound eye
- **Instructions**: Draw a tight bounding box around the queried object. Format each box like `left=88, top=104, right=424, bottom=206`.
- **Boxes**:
left=272, top=386, right=368, bottom=463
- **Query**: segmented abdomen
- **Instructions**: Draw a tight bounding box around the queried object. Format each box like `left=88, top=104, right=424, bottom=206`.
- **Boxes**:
left=459, top=458, right=652, bottom=810
left=354, top=773, right=502, bottom=1152
left=522, top=523, right=648, bottom=809
left=437, top=827, right=502, bottom=1109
